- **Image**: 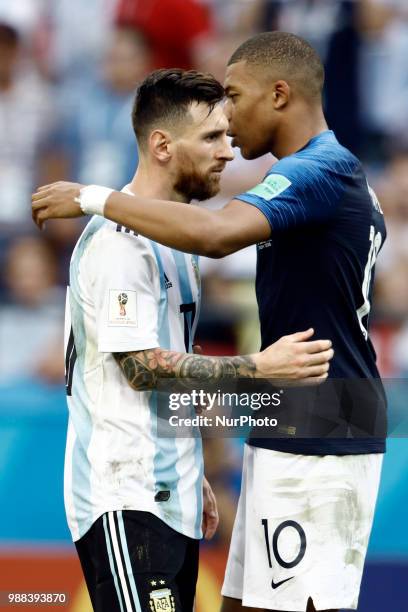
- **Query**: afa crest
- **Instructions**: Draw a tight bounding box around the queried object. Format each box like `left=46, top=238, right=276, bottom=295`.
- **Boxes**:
left=149, top=587, right=175, bottom=611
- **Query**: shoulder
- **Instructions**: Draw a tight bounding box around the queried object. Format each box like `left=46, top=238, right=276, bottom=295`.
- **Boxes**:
left=278, top=136, right=357, bottom=173
left=73, top=218, right=157, bottom=265
left=93, top=220, right=150, bottom=250
left=266, top=138, right=360, bottom=198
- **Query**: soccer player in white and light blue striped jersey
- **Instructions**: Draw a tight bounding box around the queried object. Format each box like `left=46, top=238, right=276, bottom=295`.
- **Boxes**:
left=58, top=69, right=333, bottom=612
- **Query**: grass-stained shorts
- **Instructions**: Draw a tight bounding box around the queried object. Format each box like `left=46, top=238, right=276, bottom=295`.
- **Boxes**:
left=222, top=444, right=383, bottom=611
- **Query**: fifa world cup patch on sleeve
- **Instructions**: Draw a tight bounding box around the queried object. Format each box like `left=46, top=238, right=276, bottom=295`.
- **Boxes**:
left=108, top=290, right=137, bottom=326
left=247, top=173, right=292, bottom=200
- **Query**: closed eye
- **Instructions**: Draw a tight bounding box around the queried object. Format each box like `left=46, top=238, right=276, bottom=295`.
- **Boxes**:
left=225, top=89, right=239, bottom=101
left=203, top=130, right=225, bottom=142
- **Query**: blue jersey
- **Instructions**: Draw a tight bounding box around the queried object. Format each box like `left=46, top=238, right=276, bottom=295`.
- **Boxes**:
left=237, top=131, right=386, bottom=455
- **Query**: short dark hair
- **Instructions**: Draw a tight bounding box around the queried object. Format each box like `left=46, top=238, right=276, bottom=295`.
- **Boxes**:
left=132, top=68, right=224, bottom=147
left=228, top=31, right=324, bottom=101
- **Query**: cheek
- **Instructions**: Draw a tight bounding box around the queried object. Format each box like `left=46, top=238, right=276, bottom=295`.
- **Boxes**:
left=232, top=101, right=248, bottom=123
left=233, top=100, right=258, bottom=134
left=191, top=157, right=209, bottom=178
left=250, top=108, right=272, bottom=142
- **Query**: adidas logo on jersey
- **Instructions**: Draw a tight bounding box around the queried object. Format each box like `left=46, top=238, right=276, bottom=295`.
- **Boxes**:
left=164, top=273, right=173, bottom=289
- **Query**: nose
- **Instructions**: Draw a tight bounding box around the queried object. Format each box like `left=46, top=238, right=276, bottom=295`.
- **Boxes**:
left=218, top=138, right=234, bottom=162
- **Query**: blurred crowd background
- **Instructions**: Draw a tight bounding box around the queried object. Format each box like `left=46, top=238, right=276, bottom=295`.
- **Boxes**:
left=0, top=1, right=407, bottom=611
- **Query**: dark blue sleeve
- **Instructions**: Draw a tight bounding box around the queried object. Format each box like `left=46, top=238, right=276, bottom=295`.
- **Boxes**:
left=235, top=157, right=346, bottom=232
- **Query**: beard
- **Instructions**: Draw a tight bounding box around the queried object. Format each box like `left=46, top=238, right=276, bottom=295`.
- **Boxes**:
left=174, top=153, right=222, bottom=202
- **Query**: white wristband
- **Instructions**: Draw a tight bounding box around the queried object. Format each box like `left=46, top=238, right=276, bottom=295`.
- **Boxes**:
left=76, top=185, right=114, bottom=216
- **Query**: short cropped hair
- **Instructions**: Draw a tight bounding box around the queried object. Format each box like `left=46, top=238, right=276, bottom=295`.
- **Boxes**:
left=132, top=68, right=225, bottom=148
left=228, top=31, right=324, bottom=101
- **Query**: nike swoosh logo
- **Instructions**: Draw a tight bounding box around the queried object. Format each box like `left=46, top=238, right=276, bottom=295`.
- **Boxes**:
left=271, top=576, right=294, bottom=589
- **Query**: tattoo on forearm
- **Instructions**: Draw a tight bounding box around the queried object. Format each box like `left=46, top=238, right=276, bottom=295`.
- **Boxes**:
left=114, top=348, right=256, bottom=391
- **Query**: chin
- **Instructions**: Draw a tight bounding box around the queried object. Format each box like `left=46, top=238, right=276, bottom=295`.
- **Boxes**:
left=193, top=183, right=220, bottom=202
left=239, top=145, right=259, bottom=160
left=208, top=186, right=221, bottom=199
left=240, top=141, right=270, bottom=160
left=207, top=176, right=221, bottom=196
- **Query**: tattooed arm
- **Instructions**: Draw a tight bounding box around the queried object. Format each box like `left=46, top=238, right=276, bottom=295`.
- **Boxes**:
left=114, top=329, right=334, bottom=391
left=114, top=348, right=256, bottom=391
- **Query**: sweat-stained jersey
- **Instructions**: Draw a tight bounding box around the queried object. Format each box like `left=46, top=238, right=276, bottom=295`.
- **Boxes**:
left=64, top=188, right=202, bottom=541
left=236, top=130, right=387, bottom=455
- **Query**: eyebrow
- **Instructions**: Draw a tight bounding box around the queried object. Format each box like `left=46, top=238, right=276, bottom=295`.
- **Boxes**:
left=201, top=128, right=226, bottom=139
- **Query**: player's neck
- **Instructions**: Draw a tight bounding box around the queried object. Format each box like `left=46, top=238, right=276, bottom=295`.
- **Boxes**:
left=127, top=164, right=189, bottom=204
left=273, top=109, right=328, bottom=159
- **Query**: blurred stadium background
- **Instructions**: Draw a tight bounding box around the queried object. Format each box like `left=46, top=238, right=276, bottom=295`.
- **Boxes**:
left=0, top=1, right=407, bottom=610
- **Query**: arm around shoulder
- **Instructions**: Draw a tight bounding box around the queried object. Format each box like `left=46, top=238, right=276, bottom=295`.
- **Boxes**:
left=31, top=181, right=271, bottom=256
left=204, top=199, right=271, bottom=258
left=104, top=192, right=271, bottom=258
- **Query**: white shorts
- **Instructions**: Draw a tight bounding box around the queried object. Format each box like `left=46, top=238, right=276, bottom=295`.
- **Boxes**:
left=222, top=444, right=383, bottom=611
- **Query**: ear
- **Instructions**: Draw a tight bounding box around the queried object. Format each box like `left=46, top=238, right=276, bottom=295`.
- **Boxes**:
left=149, top=129, right=172, bottom=162
left=272, top=80, right=290, bottom=110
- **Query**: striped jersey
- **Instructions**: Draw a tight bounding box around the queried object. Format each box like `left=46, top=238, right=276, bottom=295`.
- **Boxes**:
left=64, top=190, right=202, bottom=542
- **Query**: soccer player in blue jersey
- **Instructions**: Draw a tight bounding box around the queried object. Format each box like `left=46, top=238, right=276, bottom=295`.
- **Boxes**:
left=33, top=32, right=386, bottom=612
